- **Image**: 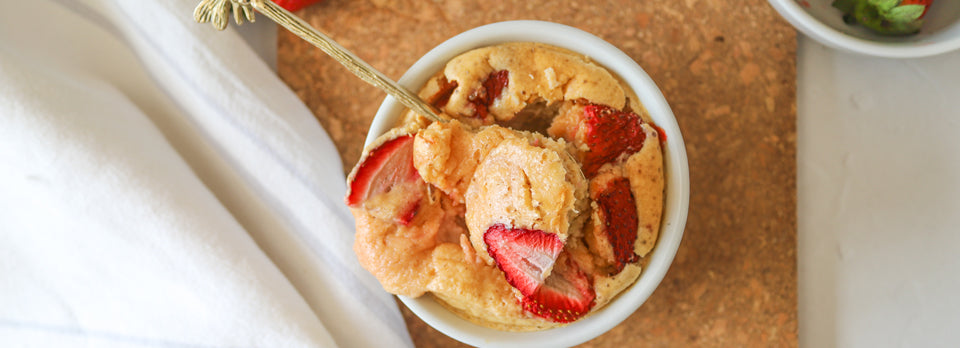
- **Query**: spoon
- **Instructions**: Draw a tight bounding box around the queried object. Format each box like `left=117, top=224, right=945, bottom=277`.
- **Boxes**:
left=193, top=0, right=445, bottom=123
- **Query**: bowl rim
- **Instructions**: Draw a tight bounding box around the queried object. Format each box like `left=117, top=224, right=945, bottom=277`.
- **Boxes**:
left=366, top=20, right=690, bottom=348
left=767, top=0, right=960, bottom=58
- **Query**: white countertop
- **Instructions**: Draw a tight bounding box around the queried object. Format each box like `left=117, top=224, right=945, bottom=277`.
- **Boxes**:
left=798, top=37, right=960, bottom=347
left=236, top=21, right=960, bottom=347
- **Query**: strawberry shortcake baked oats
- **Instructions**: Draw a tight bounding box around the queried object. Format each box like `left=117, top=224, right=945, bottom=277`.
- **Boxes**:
left=345, top=43, right=664, bottom=331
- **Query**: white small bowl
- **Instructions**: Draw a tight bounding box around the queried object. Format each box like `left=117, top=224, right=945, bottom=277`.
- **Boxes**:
left=768, top=0, right=960, bottom=58
left=365, top=20, right=690, bottom=348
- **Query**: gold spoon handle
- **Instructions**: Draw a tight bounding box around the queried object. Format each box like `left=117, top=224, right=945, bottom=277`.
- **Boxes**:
left=195, top=0, right=444, bottom=123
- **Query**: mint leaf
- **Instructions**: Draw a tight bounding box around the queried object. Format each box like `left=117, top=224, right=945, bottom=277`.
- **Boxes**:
left=886, top=4, right=925, bottom=23
left=832, top=0, right=857, bottom=13
left=868, top=0, right=899, bottom=11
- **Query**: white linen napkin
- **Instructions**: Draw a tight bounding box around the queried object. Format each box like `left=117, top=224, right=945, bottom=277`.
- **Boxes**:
left=0, top=0, right=412, bottom=347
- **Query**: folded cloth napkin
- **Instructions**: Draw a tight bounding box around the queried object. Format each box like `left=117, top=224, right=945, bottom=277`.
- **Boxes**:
left=0, top=0, right=412, bottom=347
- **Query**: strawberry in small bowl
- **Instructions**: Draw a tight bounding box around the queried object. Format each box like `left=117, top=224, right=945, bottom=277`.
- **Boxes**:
left=768, top=0, right=960, bottom=57
left=832, top=0, right=933, bottom=36
left=346, top=21, right=689, bottom=346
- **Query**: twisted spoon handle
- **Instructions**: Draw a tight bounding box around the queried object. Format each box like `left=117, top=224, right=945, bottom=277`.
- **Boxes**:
left=195, top=0, right=444, bottom=123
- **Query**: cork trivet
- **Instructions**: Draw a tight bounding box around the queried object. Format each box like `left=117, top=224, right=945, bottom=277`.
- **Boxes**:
left=277, top=0, right=797, bottom=346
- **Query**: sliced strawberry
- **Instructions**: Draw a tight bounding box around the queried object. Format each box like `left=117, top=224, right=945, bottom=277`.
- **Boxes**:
left=593, top=176, right=640, bottom=274
left=467, top=70, right=509, bottom=119
left=272, top=0, right=323, bottom=12
left=484, top=224, right=563, bottom=297
left=345, top=134, right=423, bottom=225
left=580, top=104, right=647, bottom=177
left=521, top=253, right=596, bottom=323
left=482, top=70, right=509, bottom=104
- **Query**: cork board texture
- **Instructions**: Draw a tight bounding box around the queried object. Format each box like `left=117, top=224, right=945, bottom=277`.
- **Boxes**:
left=277, top=0, right=798, bottom=346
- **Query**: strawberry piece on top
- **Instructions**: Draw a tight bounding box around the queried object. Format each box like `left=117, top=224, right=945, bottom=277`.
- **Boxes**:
left=345, top=134, right=423, bottom=225
left=484, top=224, right=564, bottom=297
left=467, top=70, right=509, bottom=120
left=590, top=175, right=640, bottom=274
left=580, top=104, right=647, bottom=177
left=521, top=253, right=596, bottom=323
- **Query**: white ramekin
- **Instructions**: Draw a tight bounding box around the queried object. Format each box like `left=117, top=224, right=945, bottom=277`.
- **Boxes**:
left=365, top=20, right=690, bottom=348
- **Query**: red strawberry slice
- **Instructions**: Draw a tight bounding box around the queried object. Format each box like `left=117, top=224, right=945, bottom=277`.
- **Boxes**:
left=593, top=176, right=640, bottom=273
left=272, top=0, right=323, bottom=12
left=345, top=134, right=423, bottom=225
left=521, top=253, right=596, bottom=323
left=581, top=104, right=647, bottom=177
left=467, top=70, right=509, bottom=120
left=484, top=224, right=564, bottom=297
